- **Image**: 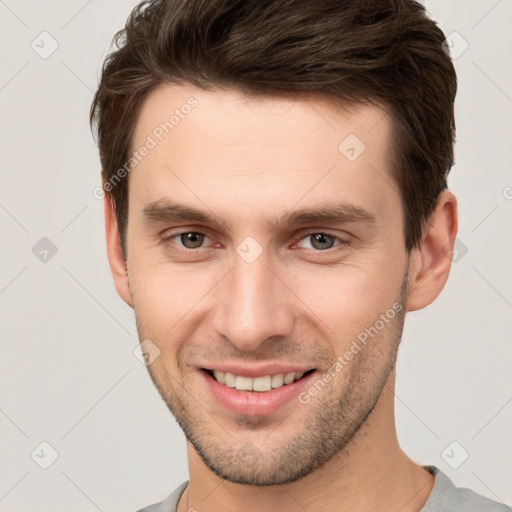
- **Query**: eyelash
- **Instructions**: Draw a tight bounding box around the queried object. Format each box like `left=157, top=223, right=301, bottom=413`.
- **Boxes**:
left=160, top=230, right=350, bottom=255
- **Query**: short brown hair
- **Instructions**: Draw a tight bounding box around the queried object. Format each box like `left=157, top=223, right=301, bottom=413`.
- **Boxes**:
left=90, top=0, right=457, bottom=255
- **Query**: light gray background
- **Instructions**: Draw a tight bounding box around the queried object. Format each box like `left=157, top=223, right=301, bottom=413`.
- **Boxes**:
left=0, top=1, right=511, bottom=511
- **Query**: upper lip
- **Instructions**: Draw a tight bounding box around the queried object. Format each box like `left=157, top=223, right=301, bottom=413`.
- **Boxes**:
left=200, top=363, right=315, bottom=378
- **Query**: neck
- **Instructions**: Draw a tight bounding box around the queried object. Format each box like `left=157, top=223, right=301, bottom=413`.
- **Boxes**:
left=178, top=370, right=434, bottom=512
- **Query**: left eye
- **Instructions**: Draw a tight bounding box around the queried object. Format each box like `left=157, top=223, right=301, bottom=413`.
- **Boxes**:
left=296, top=233, right=343, bottom=251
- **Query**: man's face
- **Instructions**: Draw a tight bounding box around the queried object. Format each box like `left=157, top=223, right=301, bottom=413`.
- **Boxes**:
left=124, top=84, right=410, bottom=485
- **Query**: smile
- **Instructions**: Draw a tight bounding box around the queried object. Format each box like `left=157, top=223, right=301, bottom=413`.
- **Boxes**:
left=207, top=369, right=316, bottom=392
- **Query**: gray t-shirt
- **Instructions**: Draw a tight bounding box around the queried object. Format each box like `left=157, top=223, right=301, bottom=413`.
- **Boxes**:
left=134, top=466, right=511, bottom=512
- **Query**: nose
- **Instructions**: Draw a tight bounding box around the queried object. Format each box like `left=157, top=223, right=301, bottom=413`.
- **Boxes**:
left=211, top=250, right=295, bottom=351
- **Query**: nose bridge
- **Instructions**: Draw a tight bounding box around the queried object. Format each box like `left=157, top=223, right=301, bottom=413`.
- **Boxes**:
left=212, top=248, right=294, bottom=350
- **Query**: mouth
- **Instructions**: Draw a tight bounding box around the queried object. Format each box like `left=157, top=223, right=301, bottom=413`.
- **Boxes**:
left=202, top=368, right=317, bottom=392
left=198, top=363, right=320, bottom=416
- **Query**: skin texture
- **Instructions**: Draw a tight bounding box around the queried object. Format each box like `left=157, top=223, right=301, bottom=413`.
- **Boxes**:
left=104, top=83, right=458, bottom=512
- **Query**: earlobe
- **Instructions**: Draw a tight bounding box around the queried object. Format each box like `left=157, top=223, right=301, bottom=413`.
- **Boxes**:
left=104, top=192, right=133, bottom=308
left=405, top=190, right=458, bottom=312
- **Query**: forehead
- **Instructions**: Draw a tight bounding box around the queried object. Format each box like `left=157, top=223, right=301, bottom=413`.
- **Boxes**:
left=129, top=83, right=398, bottom=224
left=133, top=83, right=390, bottom=153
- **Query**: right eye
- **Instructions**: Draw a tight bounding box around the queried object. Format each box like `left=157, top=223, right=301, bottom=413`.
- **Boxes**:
left=162, top=231, right=213, bottom=250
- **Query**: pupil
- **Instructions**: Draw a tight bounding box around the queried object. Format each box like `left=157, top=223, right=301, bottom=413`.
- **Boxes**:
left=312, top=233, right=334, bottom=250
left=182, top=232, right=203, bottom=248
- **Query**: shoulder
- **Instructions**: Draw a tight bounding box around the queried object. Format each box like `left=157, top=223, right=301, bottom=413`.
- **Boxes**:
left=423, top=466, right=511, bottom=512
left=132, top=481, right=189, bottom=512
left=449, top=486, right=511, bottom=512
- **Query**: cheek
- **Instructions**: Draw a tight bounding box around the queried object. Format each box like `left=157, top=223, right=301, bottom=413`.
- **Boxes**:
left=128, top=254, right=217, bottom=334
left=287, top=259, right=404, bottom=336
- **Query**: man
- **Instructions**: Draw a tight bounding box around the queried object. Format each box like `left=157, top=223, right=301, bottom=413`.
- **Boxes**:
left=90, top=1, right=510, bottom=511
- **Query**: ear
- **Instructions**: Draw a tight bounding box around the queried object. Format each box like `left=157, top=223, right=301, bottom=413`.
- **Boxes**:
left=405, top=189, right=458, bottom=312
left=104, top=192, right=133, bottom=308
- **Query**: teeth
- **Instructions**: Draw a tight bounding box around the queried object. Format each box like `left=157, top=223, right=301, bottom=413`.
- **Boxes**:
left=211, top=370, right=309, bottom=392
left=224, top=372, right=236, bottom=388
left=283, top=372, right=295, bottom=384
left=271, top=373, right=284, bottom=388
left=235, top=375, right=253, bottom=391
left=252, top=375, right=272, bottom=392
left=213, top=370, right=225, bottom=384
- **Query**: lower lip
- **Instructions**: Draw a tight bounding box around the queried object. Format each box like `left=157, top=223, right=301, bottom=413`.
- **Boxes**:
left=200, top=369, right=317, bottom=416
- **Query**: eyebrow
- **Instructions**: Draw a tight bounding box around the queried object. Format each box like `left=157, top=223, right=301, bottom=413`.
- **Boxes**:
left=142, top=199, right=377, bottom=232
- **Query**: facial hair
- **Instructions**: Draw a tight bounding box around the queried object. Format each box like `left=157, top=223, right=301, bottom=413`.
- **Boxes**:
left=137, top=273, right=409, bottom=486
